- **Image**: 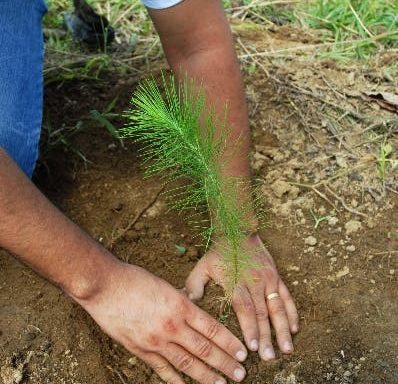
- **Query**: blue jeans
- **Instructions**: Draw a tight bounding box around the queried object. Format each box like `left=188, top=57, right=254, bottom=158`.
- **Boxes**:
left=0, top=0, right=47, bottom=177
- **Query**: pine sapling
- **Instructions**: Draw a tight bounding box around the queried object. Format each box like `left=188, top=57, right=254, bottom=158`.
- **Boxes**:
left=120, top=73, right=262, bottom=295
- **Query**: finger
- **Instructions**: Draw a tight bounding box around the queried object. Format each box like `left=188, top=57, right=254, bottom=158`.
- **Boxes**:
left=247, top=286, right=275, bottom=361
left=186, top=307, right=247, bottom=362
left=185, top=261, right=211, bottom=301
left=165, top=343, right=229, bottom=384
left=231, top=285, right=259, bottom=352
left=138, top=350, right=185, bottom=384
left=177, top=326, right=246, bottom=382
left=266, top=289, right=294, bottom=354
left=279, top=280, right=299, bottom=334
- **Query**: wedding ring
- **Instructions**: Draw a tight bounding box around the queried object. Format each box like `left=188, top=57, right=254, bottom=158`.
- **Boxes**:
left=266, top=292, right=280, bottom=301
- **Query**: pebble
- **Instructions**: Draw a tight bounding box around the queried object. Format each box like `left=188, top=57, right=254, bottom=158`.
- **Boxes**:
left=271, top=179, right=291, bottom=198
left=345, top=220, right=362, bottom=235
left=346, top=245, right=356, bottom=252
left=328, top=216, right=339, bottom=226
left=336, top=266, right=350, bottom=278
left=304, top=236, right=317, bottom=246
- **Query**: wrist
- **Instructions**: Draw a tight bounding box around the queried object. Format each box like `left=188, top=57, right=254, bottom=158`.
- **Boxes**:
left=62, top=245, right=123, bottom=302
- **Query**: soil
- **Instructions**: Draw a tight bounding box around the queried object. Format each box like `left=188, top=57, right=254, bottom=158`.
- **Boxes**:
left=1, top=23, right=397, bottom=384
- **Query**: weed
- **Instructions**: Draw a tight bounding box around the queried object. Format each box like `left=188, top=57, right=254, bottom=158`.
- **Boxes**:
left=310, top=208, right=333, bottom=229
left=40, top=118, right=91, bottom=165
left=377, top=142, right=397, bottom=186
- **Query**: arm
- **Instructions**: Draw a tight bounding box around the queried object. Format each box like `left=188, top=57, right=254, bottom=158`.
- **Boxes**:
left=148, top=0, right=299, bottom=360
left=149, top=0, right=251, bottom=180
left=0, top=148, right=248, bottom=384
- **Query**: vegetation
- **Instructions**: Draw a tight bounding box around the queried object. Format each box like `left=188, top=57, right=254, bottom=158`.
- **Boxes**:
left=298, top=0, right=398, bottom=60
left=121, top=74, right=261, bottom=293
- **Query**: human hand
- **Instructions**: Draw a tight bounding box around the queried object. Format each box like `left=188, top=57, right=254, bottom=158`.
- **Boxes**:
left=185, top=233, right=299, bottom=361
left=74, top=262, right=248, bottom=384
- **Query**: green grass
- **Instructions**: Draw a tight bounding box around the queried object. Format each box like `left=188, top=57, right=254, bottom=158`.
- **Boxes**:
left=296, top=0, right=398, bottom=60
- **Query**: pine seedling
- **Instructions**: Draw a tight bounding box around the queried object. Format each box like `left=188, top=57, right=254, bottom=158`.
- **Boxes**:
left=120, top=73, right=261, bottom=295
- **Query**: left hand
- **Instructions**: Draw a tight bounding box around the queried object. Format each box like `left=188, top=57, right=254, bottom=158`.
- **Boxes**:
left=185, top=233, right=299, bottom=361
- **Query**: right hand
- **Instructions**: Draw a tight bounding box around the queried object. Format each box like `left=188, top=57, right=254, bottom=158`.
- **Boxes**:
left=74, top=262, right=248, bottom=384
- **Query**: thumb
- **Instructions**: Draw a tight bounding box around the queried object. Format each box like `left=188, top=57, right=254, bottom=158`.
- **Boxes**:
left=185, top=261, right=210, bottom=301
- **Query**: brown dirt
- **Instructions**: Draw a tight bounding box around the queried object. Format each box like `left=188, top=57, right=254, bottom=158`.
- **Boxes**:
left=1, top=24, right=397, bottom=384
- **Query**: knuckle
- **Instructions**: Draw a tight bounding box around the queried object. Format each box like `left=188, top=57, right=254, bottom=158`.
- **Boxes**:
left=264, top=268, right=279, bottom=282
left=242, top=299, right=255, bottom=312
left=196, top=339, right=212, bottom=358
left=152, top=361, right=169, bottom=375
left=255, top=309, right=269, bottom=321
left=219, top=356, right=235, bottom=375
left=145, top=333, right=161, bottom=349
left=269, top=302, right=286, bottom=317
left=177, top=296, right=192, bottom=316
left=175, top=353, right=195, bottom=371
left=162, top=318, right=178, bottom=333
left=233, top=296, right=254, bottom=313
left=250, top=269, right=263, bottom=281
left=205, top=320, right=220, bottom=340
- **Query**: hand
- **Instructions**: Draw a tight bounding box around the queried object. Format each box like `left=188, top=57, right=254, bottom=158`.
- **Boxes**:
left=74, top=262, right=248, bottom=384
left=185, top=233, right=299, bottom=361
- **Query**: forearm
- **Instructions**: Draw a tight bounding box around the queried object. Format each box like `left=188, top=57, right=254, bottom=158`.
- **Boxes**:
left=0, top=149, right=119, bottom=300
left=149, top=0, right=252, bottom=180
left=149, top=0, right=256, bottom=229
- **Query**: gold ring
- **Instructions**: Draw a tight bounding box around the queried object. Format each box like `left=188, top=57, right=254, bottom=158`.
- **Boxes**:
left=266, top=292, right=280, bottom=301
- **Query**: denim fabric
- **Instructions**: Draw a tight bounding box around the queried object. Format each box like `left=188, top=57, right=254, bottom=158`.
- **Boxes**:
left=0, top=0, right=47, bottom=177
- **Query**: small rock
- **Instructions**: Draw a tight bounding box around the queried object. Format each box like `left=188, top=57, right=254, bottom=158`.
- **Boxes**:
left=121, top=367, right=135, bottom=379
left=328, top=217, right=339, bottom=226
left=345, top=220, right=362, bottom=235
left=346, top=245, right=356, bottom=252
left=271, top=179, right=291, bottom=198
left=336, top=156, right=348, bottom=168
left=186, top=246, right=199, bottom=261
left=389, top=269, right=395, bottom=275
left=304, top=236, right=317, bottom=246
left=252, top=152, right=267, bottom=170
left=128, top=357, right=138, bottom=366
left=280, top=201, right=293, bottom=217
left=146, top=201, right=165, bottom=218
left=336, top=266, right=350, bottom=278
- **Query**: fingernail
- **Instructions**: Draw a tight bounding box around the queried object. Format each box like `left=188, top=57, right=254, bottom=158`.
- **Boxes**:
left=233, top=367, right=246, bottom=381
left=263, top=347, right=275, bottom=360
left=292, top=324, right=298, bottom=333
left=283, top=341, right=293, bottom=353
left=188, top=293, right=194, bottom=300
left=250, top=339, right=259, bottom=351
left=235, top=349, right=247, bottom=362
left=214, top=379, right=226, bottom=384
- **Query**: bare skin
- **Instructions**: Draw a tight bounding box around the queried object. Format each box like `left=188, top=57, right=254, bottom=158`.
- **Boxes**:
left=0, top=0, right=299, bottom=383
